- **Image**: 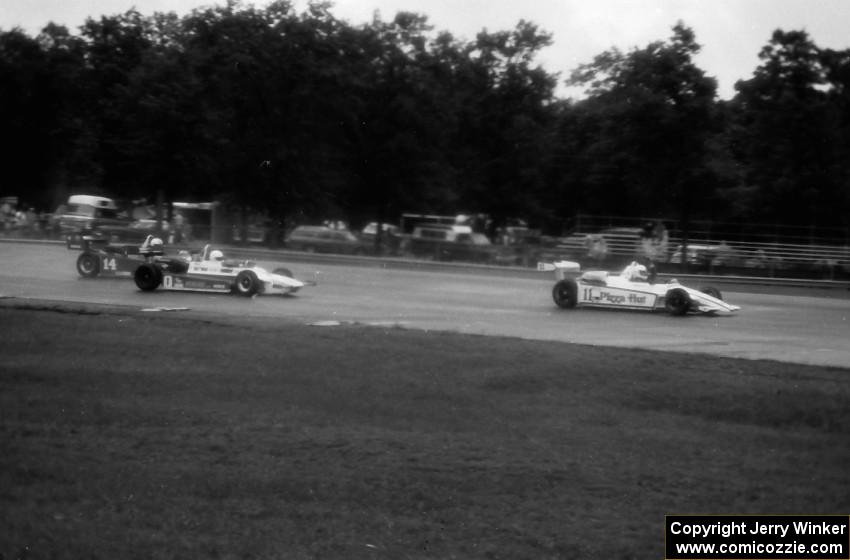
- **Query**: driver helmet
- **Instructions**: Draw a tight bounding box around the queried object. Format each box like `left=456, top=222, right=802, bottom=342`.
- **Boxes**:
left=629, top=262, right=649, bottom=281
left=150, top=237, right=164, bottom=249
left=209, top=249, right=224, bottom=261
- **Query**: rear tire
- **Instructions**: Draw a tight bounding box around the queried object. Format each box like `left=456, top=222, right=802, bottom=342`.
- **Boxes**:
left=134, top=263, right=162, bottom=291
left=235, top=270, right=260, bottom=296
left=552, top=279, right=578, bottom=309
left=76, top=252, right=100, bottom=278
left=665, top=287, right=691, bottom=316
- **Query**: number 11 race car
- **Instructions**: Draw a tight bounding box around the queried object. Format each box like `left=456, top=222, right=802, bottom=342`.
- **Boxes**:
left=133, top=245, right=306, bottom=296
left=538, top=260, right=740, bottom=316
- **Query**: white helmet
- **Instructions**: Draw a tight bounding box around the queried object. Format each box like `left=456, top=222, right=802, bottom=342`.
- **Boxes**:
left=209, top=249, right=224, bottom=261
left=628, top=262, right=649, bottom=281
left=150, top=237, right=164, bottom=249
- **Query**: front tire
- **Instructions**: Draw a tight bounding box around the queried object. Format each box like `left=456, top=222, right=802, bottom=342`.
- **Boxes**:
left=552, top=279, right=578, bottom=309
left=134, top=263, right=162, bottom=291
left=665, top=287, right=691, bottom=316
left=235, top=270, right=260, bottom=296
left=76, top=252, right=100, bottom=277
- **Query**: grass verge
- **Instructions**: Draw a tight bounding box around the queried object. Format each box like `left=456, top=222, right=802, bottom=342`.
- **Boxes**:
left=1, top=303, right=848, bottom=559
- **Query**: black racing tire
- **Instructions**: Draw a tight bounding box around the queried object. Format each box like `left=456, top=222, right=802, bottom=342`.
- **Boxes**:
left=552, top=279, right=578, bottom=309
left=272, top=267, right=293, bottom=278
left=134, top=263, right=162, bottom=292
left=665, top=287, right=691, bottom=316
left=76, top=252, right=100, bottom=278
left=700, top=286, right=723, bottom=300
left=235, top=269, right=260, bottom=296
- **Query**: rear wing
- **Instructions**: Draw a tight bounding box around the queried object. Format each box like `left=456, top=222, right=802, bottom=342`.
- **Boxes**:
left=66, top=231, right=110, bottom=251
left=537, top=260, right=581, bottom=281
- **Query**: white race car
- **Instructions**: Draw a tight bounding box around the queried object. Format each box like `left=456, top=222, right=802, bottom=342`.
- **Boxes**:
left=134, top=244, right=306, bottom=296
left=538, top=260, right=740, bottom=315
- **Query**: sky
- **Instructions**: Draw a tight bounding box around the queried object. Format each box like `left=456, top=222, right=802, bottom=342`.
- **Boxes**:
left=3, top=0, right=850, bottom=99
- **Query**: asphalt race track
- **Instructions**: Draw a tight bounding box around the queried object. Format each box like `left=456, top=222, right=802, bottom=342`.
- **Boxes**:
left=2, top=241, right=849, bottom=368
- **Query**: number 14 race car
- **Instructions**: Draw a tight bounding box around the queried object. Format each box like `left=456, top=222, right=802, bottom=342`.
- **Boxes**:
left=133, top=243, right=306, bottom=296
left=72, top=235, right=151, bottom=277
left=538, top=260, right=740, bottom=316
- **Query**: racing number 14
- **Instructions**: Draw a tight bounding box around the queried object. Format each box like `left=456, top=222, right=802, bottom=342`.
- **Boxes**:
left=101, top=257, right=117, bottom=271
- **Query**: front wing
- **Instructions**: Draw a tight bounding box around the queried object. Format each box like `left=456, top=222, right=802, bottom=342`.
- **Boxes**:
left=682, top=287, right=740, bottom=314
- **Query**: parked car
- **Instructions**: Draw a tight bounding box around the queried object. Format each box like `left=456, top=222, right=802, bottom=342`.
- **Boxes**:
left=285, top=225, right=369, bottom=255
left=50, top=195, right=133, bottom=237
left=65, top=218, right=159, bottom=249
left=361, top=222, right=399, bottom=237
left=360, top=222, right=402, bottom=254
left=408, top=225, right=513, bottom=264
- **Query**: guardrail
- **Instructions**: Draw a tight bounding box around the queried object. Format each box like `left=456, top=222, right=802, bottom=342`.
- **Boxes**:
left=546, top=232, right=850, bottom=280
left=573, top=213, right=850, bottom=245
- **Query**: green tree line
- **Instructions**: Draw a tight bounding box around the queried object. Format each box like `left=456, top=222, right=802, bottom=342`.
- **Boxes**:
left=2, top=0, right=849, bottom=235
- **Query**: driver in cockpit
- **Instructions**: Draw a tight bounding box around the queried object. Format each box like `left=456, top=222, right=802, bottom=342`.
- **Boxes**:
left=625, top=261, right=657, bottom=284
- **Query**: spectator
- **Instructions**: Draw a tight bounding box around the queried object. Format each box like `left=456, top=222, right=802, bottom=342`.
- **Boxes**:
left=173, top=211, right=185, bottom=243
left=14, top=207, right=28, bottom=232
left=26, top=207, right=38, bottom=237
left=586, top=234, right=608, bottom=263
left=38, top=211, right=49, bottom=236
left=641, top=220, right=669, bottom=262
left=1, top=199, right=11, bottom=231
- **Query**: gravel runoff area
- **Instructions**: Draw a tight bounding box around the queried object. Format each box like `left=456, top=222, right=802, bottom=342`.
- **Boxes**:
left=1, top=299, right=849, bottom=559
